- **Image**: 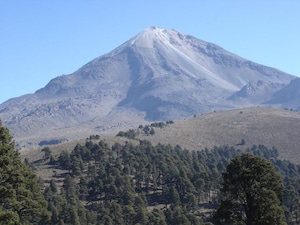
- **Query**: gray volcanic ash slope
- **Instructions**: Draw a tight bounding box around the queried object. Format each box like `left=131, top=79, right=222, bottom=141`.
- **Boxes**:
left=265, top=78, right=300, bottom=110
left=0, top=27, right=296, bottom=148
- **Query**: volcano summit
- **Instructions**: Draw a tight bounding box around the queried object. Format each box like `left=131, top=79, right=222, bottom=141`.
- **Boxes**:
left=0, top=27, right=297, bottom=148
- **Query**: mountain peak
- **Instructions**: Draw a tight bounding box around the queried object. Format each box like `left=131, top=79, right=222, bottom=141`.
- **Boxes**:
left=138, top=26, right=167, bottom=37
left=144, top=26, right=164, bottom=32
left=129, top=26, right=182, bottom=47
left=0, top=27, right=297, bottom=148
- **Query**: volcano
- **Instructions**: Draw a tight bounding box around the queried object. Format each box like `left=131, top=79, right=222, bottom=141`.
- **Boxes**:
left=0, top=26, right=296, bottom=148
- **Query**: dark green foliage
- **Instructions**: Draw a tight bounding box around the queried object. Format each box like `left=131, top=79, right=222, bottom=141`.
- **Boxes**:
left=42, top=147, right=52, bottom=160
left=117, top=122, right=172, bottom=139
left=0, top=121, right=50, bottom=224
left=58, top=150, right=71, bottom=171
left=142, top=125, right=151, bottom=136
left=87, top=134, right=100, bottom=140
left=214, top=153, right=286, bottom=225
left=150, top=122, right=166, bottom=128
left=27, top=133, right=300, bottom=224
left=50, top=140, right=240, bottom=224
left=240, top=138, right=245, bottom=145
left=117, top=129, right=138, bottom=139
left=149, top=127, right=155, bottom=135
left=166, top=120, right=174, bottom=124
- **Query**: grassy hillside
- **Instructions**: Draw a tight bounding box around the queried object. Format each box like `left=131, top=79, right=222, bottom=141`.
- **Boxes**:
left=21, top=106, right=300, bottom=165
left=140, top=107, right=300, bottom=164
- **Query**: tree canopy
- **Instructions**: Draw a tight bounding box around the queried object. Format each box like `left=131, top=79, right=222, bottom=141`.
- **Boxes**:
left=2, top=119, right=300, bottom=224
left=214, top=153, right=286, bottom=225
left=0, top=121, right=50, bottom=224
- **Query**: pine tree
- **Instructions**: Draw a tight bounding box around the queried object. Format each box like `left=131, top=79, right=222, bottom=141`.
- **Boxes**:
left=214, top=153, right=286, bottom=225
left=0, top=120, right=50, bottom=224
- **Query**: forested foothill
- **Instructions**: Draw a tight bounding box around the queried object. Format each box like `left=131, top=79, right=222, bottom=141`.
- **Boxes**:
left=2, top=119, right=300, bottom=224
left=38, top=140, right=300, bottom=224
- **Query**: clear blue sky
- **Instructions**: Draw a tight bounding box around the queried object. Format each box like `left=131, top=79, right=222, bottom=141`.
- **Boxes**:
left=1, top=1, right=299, bottom=104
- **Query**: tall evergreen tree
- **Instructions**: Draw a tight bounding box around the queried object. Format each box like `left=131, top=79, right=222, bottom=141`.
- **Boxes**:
left=0, top=120, right=50, bottom=224
left=214, top=153, right=286, bottom=225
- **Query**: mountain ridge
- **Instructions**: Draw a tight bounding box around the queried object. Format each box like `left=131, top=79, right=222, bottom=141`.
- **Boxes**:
left=0, top=26, right=297, bottom=148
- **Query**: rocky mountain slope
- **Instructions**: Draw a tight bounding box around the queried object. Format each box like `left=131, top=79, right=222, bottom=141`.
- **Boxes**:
left=0, top=27, right=297, bottom=148
left=266, top=77, right=300, bottom=110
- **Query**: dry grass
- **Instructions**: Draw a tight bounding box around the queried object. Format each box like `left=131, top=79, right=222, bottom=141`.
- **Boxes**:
left=20, top=106, right=300, bottom=182
left=140, top=107, right=300, bottom=164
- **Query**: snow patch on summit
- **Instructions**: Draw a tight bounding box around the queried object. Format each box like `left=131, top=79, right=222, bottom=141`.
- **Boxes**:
left=130, top=26, right=169, bottom=46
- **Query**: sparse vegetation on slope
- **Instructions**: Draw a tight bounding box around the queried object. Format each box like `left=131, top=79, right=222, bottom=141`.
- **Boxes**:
left=136, top=107, right=300, bottom=164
